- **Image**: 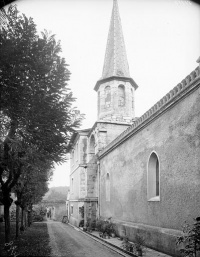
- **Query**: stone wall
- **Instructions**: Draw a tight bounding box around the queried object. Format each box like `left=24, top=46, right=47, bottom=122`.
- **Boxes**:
left=97, top=79, right=135, bottom=123
left=99, top=73, right=200, bottom=255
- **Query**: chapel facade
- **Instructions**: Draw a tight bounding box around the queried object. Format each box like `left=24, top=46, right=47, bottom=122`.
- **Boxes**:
left=67, top=1, right=200, bottom=256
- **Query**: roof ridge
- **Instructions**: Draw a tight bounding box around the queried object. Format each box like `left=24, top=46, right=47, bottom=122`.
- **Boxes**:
left=98, top=65, right=200, bottom=158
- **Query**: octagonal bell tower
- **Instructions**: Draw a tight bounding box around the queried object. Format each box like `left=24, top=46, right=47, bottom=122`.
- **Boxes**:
left=94, top=0, right=138, bottom=124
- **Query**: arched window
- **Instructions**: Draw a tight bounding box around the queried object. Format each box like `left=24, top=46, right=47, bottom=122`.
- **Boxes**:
left=118, top=85, right=125, bottom=106
left=147, top=152, right=160, bottom=201
left=105, top=86, right=111, bottom=108
left=88, top=135, right=95, bottom=161
left=131, top=88, right=134, bottom=109
left=106, top=173, right=110, bottom=202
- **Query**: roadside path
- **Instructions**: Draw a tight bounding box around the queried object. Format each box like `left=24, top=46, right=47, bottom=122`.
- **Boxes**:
left=46, top=220, right=124, bottom=257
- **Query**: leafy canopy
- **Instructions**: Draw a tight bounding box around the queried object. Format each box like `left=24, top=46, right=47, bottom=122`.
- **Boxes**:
left=0, top=5, right=83, bottom=191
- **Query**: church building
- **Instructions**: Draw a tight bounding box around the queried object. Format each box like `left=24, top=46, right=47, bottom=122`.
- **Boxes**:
left=67, top=1, right=200, bottom=256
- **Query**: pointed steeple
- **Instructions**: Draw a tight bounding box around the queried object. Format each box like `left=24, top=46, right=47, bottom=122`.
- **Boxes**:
left=102, top=0, right=130, bottom=79
left=94, top=0, right=138, bottom=91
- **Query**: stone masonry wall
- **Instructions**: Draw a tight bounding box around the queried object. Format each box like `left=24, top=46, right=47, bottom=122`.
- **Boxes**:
left=98, top=80, right=135, bottom=123
left=100, top=83, right=200, bottom=230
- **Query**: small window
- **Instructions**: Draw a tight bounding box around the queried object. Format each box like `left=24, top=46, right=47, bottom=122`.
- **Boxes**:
left=106, top=173, right=110, bottom=202
left=118, top=85, right=125, bottom=106
left=88, top=135, right=95, bottom=161
left=105, top=86, right=111, bottom=108
left=147, top=152, right=160, bottom=201
left=71, top=205, right=73, bottom=215
left=131, top=88, right=134, bottom=109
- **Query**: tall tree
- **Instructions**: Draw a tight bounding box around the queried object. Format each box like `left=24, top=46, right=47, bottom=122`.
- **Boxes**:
left=0, top=5, right=83, bottom=242
left=14, top=158, right=52, bottom=237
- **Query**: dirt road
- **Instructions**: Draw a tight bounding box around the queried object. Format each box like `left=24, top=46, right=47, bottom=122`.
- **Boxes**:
left=47, top=220, right=123, bottom=257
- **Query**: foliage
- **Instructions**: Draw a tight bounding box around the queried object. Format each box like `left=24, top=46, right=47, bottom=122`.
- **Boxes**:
left=43, top=186, right=69, bottom=201
left=121, top=235, right=144, bottom=256
left=33, top=203, right=46, bottom=216
left=0, top=4, right=83, bottom=188
left=79, top=219, right=84, bottom=227
left=121, top=236, right=134, bottom=253
left=44, top=189, right=66, bottom=202
left=177, top=217, right=200, bottom=257
left=134, top=235, right=145, bottom=256
left=96, top=218, right=104, bottom=231
left=14, top=161, right=51, bottom=210
left=32, top=214, right=43, bottom=222
left=4, top=241, right=19, bottom=257
left=0, top=4, right=83, bottom=242
left=79, top=206, right=84, bottom=219
left=96, top=218, right=116, bottom=237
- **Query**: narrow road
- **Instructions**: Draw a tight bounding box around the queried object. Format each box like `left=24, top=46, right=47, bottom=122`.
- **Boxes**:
left=47, top=220, right=123, bottom=257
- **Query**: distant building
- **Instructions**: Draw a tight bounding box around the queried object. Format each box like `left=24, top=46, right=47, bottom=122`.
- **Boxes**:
left=67, top=0, right=200, bottom=256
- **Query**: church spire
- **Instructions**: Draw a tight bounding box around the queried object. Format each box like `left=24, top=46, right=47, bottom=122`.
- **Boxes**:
left=102, top=0, right=130, bottom=79
left=94, top=0, right=138, bottom=123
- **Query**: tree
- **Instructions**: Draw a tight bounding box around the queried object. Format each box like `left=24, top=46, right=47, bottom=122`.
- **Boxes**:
left=177, top=218, right=200, bottom=257
left=0, top=5, right=83, bottom=242
left=14, top=158, right=52, bottom=237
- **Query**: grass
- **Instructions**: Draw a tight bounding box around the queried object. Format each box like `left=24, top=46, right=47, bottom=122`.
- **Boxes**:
left=0, top=221, right=51, bottom=256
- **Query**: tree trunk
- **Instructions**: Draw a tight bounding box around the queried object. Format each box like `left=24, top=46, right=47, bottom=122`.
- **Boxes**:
left=20, top=208, right=24, bottom=232
left=28, top=205, right=32, bottom=227
left=15, top=204, right=20, bottom=238
left=24, top=210, right=27, bottom=228
left=4, top=202, right=11, bottom=243
left=30, top=205, right=33, bottom=225
left=2, top=189, right=13, bottom=243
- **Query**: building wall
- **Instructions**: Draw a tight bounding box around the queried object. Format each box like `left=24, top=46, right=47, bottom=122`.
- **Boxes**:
left=88, top=122, right=130, bottom=153
left=100, top=85, right=200, bottom=229
left=70, top=166, right=80, bottom=201
left=69, top=201, right=79, bottom=226
left=69, top=133, right=88, bottom=226
left=86, top=156, right=98, bottom=198
left=54, top=203, right=67, bottom=221
left=98, top=80, right=135, bottom=123
left=79, top=167, right=87, bottom=198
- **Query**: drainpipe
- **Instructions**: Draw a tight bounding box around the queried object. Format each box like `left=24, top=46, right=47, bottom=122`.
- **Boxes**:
left=97, top=160, right=100, bottom=218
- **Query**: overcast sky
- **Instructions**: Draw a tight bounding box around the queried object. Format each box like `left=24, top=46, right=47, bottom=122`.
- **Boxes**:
left=7, top=0, right=200, bottom=187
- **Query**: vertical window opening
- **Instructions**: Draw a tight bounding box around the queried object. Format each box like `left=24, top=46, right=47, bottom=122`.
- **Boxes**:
left=105, top=86, right=111, bottom=108
left=118, top=85, right=125, bottom=106
left=131, top=88, right=134, bottom=109
left=89, top=135, right=95, bottom=161
left=148, top=152, right=160, bottom=201
left=156, top=159, right=159, bottom=196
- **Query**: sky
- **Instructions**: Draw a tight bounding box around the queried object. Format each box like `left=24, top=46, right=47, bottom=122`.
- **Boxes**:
left=5, top=0, right=200, bottom=187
